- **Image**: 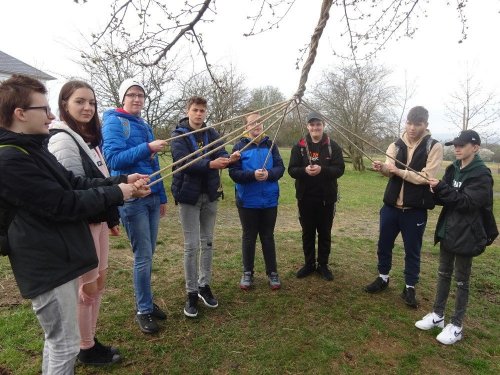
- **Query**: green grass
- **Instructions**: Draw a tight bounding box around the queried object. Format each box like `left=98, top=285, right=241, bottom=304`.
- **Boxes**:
left=0, top=151, right=499, bottom=375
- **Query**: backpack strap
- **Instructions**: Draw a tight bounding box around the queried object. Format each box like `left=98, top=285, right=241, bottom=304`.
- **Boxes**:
left=0, top=144, right=29, bottom=154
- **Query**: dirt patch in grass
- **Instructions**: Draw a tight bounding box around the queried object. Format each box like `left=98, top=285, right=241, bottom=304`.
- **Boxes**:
left=0, top=367, right=13, bottom=375
left=0, top=277, right=22, bottom=308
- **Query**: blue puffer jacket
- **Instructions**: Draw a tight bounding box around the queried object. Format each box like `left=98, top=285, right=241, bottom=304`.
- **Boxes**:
left=170, top=118, right=229, bottom=204
left=102, top=109, right=167, bottom=203
left=229, top=136, right=285, bottom=209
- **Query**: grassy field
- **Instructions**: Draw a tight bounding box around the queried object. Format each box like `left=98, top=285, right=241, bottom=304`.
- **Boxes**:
left=0, top=149, right=499, bottom=375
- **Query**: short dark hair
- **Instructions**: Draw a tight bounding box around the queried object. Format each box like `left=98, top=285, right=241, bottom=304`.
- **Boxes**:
left=186, top=96, right=207, bottom=110
left=0, top=74, right=47, bottom=128
left=58, top=80, right=101, bottom=147
left=407, top=106, right=429, bottom=124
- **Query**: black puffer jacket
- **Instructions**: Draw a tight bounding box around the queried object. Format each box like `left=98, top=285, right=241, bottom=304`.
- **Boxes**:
left=433, top=155, right=496, bottom=257
left=0, top=128, right=126, bottom=298
left=288, top=134, right=345, bottom=203
left=170, top=118, right=229, bottom=204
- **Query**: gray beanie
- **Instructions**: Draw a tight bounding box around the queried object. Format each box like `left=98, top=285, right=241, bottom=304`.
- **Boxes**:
left=118, top=78, right=146, bottom=105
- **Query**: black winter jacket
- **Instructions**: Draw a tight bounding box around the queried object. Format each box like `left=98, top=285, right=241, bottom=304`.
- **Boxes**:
left=170, top=118, right=229, bottom=205
left=288, top=134, right=345, bottom=203
left=433, top=155, right=496, bottom=257
left=0, top=128, right=126, bottom=298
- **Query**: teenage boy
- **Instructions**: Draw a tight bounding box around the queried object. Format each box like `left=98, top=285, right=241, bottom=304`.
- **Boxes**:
left=102, top=78, right=168, bottom=334
left=0, top=74, right=149, bottom=374
left=415, top=130, right=497, bottom=345
left=364, top=106, right=444, bottom=308
left=171, top=96, right=239, bottom=318
left=288, top=111, right=345, bottom=281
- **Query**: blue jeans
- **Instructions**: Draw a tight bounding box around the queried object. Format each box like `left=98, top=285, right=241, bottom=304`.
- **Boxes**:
left=377, top=204, right=427, bottom=286
left=119, top=194, right=161, bottom=314
left=32, top=279, right=80, bottom=375
left=179, top=194, right=217, bottom=293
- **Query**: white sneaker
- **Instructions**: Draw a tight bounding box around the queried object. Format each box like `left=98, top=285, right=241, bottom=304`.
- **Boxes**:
left=436, top=323, right=463, bottom=345
left=415, top=312, right=445, bottom=330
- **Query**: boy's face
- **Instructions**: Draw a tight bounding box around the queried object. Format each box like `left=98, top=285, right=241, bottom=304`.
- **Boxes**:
left=405, top=121, right=427, bottom=142
left=453, top=143, right=479, bottom=161
left=122, top=86, right=145, bottom=115
left=17, top=92, right=55, bottom=134
left=307, top=119, right=324, bottom=140
left=246, top=114, right=263, bottom=138
left=187, top=103, right=207, bottom=129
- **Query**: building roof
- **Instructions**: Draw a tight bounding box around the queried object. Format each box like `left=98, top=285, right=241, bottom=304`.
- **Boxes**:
left=0, top=50, right=55, bottom=81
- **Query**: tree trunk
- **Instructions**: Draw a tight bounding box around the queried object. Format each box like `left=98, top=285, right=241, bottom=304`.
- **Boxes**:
left=351, top=149, right=365, bottom=171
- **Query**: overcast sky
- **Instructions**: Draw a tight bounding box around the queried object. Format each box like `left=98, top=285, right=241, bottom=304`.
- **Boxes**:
left=1, top=0, right=499, bottom=139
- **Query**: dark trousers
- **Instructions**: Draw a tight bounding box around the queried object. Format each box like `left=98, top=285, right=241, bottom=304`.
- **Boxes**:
left=237, top=206, right=278, bottom=275
left=377, top=204, right=427, bottom=286
left=433, top=247, right=473, bottom=327
left=298, top=198, right=335, bottom=266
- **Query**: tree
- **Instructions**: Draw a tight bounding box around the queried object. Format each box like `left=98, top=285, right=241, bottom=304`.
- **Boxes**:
left=444, top=70, right=500, bottom=136
left=246, top=86, right=286, bottom=112
left=311, top=63, right=398, bottom=171
left=176, top=64, right=249, bottom=135
left=77, top=36, right=182, bottom=138
left=80, top=0, right=473, bottom=69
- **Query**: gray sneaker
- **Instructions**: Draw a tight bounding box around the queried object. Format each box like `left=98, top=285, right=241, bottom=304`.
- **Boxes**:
left=239, top=271, right=254, bottom=290
left=268, top=272, right=281, bottom=290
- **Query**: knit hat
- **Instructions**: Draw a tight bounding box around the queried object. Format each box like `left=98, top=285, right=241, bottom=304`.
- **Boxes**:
left=118, top=78, right=146, bottom=105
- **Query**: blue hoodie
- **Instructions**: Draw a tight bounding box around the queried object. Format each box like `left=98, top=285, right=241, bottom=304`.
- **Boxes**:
left=102, top=109, right=167, bottom=203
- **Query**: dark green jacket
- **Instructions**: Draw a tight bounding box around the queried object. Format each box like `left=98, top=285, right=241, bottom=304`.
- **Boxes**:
left=433, top=155, right=497, bottom=256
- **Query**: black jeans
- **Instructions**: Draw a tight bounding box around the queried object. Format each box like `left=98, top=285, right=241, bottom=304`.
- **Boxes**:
left=297, top=198, right=335, bottom=266
left=237, top=206, right=278, bottom=275
left=433, top=247, right=473, bottom=327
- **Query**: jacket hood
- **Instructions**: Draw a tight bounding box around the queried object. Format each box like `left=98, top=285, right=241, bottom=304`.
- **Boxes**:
left=103, top=108, right=143, bottom=122
left=298, top=133, right=329, bottom=147
left=240, top=132, right=269, bottom=145
left=452, top=154, right=486, bottom=175
left=174, top=117, right=208, bottom=133
left=0, top=127, right=48, bottom=147
left=400, top=129, right=431, bottom=147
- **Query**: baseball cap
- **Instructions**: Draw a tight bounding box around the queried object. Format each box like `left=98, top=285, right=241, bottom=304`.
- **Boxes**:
left=444, top=130, right=481, bottom=146
left=306, top=111, right=322, bottom=123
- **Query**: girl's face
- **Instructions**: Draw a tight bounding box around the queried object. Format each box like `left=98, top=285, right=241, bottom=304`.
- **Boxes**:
left=65, top=88, right=96, bottom=125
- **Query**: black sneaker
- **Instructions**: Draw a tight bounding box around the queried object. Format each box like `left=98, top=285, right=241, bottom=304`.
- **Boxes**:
left=94, top=337, right=119, bottom=355
left=198, top=285, right=218, bottom=308
left=317, top=264, right=334, bottom=281
left=296, top=263, right=316, bottom=278
left=184, top=292, right=199, bottom=318
left=135, top=313, right=159, bottom=334
left=401, top=286, right=418, bottom=308
left=364, top=276, right=389, bottom=293
left=78, top=343, right=121, bottom=366
left=152, top=303, right=167, bottom=320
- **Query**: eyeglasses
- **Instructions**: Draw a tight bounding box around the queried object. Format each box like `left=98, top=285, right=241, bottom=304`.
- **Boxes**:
left=124, top=93, right=145, bottom=99
left=22, top=106, right=52, bottom=117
